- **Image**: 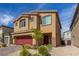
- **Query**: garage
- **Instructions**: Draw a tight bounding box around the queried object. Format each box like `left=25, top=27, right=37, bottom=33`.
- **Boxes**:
left=15, top=36, right=32, bottom=45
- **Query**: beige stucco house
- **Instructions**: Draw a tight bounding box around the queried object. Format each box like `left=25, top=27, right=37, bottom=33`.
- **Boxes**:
left=12, top=10, right=62, bottom=47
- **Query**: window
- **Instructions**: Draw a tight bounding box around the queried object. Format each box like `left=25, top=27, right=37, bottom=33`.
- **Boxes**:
left=30, top=16, right=34, bottom=22
left=15, top=22, right=17, bottom=26
left=20, top=19, right=26, bottom=27
left=67, top=32, right=69, bottom=35
left=42, top=15, right=52, bottom=25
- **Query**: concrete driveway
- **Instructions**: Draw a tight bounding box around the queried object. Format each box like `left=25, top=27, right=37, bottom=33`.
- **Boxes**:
left=50, top=45, right=79, bottom=56
left=0, top=45, right=21, bottom=56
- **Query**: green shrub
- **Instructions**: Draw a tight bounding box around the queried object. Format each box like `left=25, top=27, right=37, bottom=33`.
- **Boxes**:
left=25, top=45, right=32, bottom=49
left=46, top=44, right=52, bottom=50
left=20, top=45, right=31, bottom=56
left=2, top=43, right=7, bottom=47
left=38, top=45, right=50, bottom=56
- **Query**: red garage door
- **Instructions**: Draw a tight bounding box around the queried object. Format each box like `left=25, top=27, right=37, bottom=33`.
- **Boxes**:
left=15, top=36, right=32, bottom=45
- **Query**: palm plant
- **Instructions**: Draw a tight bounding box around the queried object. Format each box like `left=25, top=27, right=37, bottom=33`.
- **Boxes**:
left=20, top=45, right=31, bottom=56
left=32, top=29, right=43, bottom=46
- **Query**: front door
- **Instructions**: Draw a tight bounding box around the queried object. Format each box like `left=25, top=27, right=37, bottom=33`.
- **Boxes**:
left=43, top=36, right=49, bottom=44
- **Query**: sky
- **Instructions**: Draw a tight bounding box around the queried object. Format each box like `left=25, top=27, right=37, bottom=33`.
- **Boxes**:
left=0, top=3, right=77, bottom=32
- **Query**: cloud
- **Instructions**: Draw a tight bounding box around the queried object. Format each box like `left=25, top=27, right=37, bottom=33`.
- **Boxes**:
left=29, top=4, right=46, bottom=13
left=0, top=14, right=14, bottom=25
left=35, top=4, right=46, bottom=10
left=0, top=4, right=46, bottom=26
left=59, top=4, right=77, bottom=32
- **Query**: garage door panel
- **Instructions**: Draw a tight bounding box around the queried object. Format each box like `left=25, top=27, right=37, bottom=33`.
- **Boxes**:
left=15, top=36, right=32, bottom=45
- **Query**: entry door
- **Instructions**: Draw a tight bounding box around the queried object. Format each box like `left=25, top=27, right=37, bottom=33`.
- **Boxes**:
left=44, top=36, right=49, bottom=44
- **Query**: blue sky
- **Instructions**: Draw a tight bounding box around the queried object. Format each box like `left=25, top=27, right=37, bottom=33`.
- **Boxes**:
left=0, top=3, right=77, bottom=32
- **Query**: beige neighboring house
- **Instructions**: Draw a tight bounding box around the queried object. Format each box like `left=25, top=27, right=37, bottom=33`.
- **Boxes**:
left=70, top=4, right=79, bottom=47
left=63, top=30, right=71, bottom=45
left=0, top=25, right=13, bottom=46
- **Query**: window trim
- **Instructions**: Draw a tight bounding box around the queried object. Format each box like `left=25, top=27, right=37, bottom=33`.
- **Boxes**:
left=41, top=15, right=52, bottom=26
left=20, top=19, right=26, bottom=28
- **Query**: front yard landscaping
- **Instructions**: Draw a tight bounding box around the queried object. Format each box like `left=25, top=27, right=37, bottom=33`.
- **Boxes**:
left=19, top=44, right=52, bottom=56
left=2, top=45, right=79, bottom=56
left=17, top=28, right=52, bottom=56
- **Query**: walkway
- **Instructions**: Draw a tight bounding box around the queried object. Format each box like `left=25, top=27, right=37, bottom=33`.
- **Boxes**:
left=50, top=46, right=79, bottom=56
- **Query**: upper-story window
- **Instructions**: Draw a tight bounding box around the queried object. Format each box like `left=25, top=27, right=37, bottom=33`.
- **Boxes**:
left=30, top=16, right=34, bottom=22
left=42, top=15, right=52, bottom=25
left=20, top=19, right=26, bottom=27
left=15, top=22, right=17, bottom=26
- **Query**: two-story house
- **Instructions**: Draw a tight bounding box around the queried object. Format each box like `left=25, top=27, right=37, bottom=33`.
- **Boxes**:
left=12, top=10, right=61, bottom=47
left=70, top=4, right=79, bottom=47
left=0, top=25, right=13, bottom=46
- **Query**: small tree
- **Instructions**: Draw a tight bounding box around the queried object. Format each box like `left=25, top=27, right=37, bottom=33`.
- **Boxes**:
left=32, top=29, right=43, bottom=46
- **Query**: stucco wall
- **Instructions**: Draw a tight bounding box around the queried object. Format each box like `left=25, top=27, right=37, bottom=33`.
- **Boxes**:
left=14, top=15, right=39, bottom=33
left=39, top=13, right=54, bottom=33
left=29, top=16, right=39, bottom=30
left=14, top=16, right=29, bottom=33
left=56, top=15, right=61, bottom=46
left=72, top=20, right=79, bottom=47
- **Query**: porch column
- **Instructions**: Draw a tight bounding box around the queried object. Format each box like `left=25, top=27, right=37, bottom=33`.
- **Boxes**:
left=8, top=36, right=10, bottom=46
left=12, top=36, right=15, bottom=44
left=13, top=38, right=15, bottom=44
left=52, top=35, right=56, bottom=47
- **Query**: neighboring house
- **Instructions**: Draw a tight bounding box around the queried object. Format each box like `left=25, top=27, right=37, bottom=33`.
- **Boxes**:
left=12, top=10, right=61, bottom=47
left=0, top=25, right=13, bottom=46
left=70, top=4, right=79, bottom=47
left=63, top=30, right=71, bottom=45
